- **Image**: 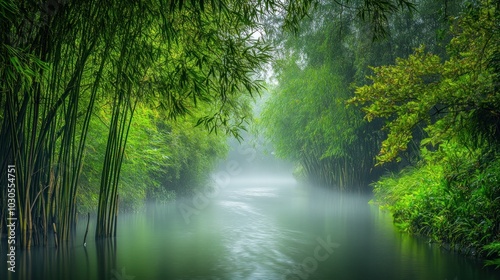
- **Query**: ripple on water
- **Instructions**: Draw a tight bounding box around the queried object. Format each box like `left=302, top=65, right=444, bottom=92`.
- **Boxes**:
left=214, top=192, right=311, bottom=279
left=239, top=187, right=279, bottom=198
left=216, top=200, right=263, bottom=217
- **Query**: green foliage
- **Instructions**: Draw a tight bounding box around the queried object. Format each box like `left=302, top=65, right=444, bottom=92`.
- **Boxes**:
left=364, top=1, right=500, bottom=267
left=350, top=1, right=500, bottom=164
left=78, top=103, right=228, bottom=213
left=484, top=242, right=500, bottom=269
left=373, top=140, right=500, bottom=265
left=260, top=0, right=458, bottom=189
left=261, top=58, right=376, bottom=189
left=1, top=0, right=315, bottom=244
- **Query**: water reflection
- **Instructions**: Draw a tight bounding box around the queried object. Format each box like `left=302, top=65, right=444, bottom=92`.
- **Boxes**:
left=213, top=180, right=296, bottom=279
left=2, top=177, right=500, bottom=279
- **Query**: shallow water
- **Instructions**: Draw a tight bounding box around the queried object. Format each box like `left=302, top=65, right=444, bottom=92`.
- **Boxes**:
left=2, top=176, right=500, bottom=280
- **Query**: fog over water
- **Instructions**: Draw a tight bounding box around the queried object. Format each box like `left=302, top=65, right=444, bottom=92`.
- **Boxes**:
left=2, top=140, right=500, bottom=280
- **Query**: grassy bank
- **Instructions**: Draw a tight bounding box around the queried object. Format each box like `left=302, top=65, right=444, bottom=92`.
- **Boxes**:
left=372, top=141, right=500, bottom=268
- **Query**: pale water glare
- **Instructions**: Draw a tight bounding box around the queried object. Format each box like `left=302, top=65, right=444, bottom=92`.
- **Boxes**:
left=2, top=174, right=500, bottom=279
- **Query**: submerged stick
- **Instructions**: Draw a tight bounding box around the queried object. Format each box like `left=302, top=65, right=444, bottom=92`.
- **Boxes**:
left=83, top=212, right=90, bottom=247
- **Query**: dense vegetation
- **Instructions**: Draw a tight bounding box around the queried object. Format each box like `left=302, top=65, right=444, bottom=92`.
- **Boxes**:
left=261, top=0, right=461, bottom=189
left=3, top=0, right=498, bottom=269
left=77, top=103, right=230, bottom=214
left=0, top=0, right=421, bottom=248
left=352, top=2, right=500, bottom=267
left=261, top=0, right=499, bottom=267
left=0, top=0, right=314, bottom=247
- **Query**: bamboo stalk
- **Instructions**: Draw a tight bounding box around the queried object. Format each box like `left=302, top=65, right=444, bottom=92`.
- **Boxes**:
left=52, top=222, right=58, bottom=248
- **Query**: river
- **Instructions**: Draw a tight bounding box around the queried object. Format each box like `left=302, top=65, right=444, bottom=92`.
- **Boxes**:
left=2, top=175, right=500, bottom=279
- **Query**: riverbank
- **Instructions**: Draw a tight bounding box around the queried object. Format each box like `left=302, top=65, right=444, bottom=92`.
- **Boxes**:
left=371, top=142, right=500, bottom=269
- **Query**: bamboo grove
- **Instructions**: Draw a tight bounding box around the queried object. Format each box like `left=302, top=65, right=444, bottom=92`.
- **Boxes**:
left=0, top=0, right=320, bottom=248
left=261, top=0, right=464, bottom=190
left=0, top=0, right=441, bottom=249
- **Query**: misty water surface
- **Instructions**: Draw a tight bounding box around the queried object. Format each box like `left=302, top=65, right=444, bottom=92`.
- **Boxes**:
left=3, top=169, right=500, bottom=279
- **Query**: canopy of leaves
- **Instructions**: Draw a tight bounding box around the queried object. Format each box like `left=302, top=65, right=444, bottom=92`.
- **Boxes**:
left=260, top=0, right=461, bottom=188
left=0, top=0, right=320, bottom=243
left=349, top=1, right=500, bottom=164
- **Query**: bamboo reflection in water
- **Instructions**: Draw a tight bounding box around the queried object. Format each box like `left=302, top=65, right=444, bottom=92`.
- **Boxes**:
left=96, top=239, right=117, bottom=280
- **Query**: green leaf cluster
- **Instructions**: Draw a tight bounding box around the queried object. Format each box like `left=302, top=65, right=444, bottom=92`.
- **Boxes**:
left=350, top=1, right=500, bottom=164
left=78, top=102, right=228, bottom=213
left=373, top=140, right=500, bottom=264
left=260, top=0, right=457, bottom=189
left=363, top=1, right=500, bottom=267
